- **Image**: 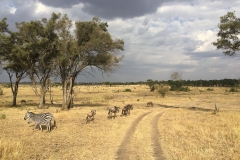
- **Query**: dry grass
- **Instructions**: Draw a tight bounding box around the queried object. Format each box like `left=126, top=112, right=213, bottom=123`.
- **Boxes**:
left=159, top=109, right=240, bottom=160
left=0, top=84, right=240, bottom=159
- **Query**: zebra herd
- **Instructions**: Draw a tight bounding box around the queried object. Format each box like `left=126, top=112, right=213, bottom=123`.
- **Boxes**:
left=23, top=104, right=134, bottom=132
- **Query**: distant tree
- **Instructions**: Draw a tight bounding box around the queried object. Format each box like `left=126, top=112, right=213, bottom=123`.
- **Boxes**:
left=146, top=79, right=157, bottom=92
left=170, top=72, right=182, bottom=81
left=169, top=72, right=183, bottom=91
left=212, top=12, right=240, bottom=56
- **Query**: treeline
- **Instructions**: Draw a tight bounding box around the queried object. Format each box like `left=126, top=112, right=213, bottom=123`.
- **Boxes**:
left=93, top=79, right=240, bottom=87
left=1, top=78, right=239, bottom=87
left=4, top=78, right=237, bottom=87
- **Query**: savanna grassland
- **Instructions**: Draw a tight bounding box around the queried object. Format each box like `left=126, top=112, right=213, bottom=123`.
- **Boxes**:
left=0, top=84, right=240, bottom=160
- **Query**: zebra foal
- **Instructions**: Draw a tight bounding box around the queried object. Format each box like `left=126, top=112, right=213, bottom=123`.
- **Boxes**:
left=24, top=111, right=56, bottom=132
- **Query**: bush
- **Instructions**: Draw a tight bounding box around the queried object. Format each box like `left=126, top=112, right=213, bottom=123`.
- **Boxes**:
left=229, top=87, right=238, bottom=92
left=0, top=87, right=3, bottom=95
left=1, top=114, right=6, bottom=119
left=158, top=85, right=169, bottom=97
left=178, top=87, right=190, bottom=92
left=124, top=89, right=132, bottom=92
left=3, top=83, right=11, bottom=88
left=168, top=80, right=183, bottom=91
left=207, top=88, right=214, bottom=91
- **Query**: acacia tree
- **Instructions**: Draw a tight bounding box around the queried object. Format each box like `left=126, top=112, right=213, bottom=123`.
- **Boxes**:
left=54, top=14, right=124, bottom=110
left=15, top=14, right=60, bottom=108
left=212, top=12, right=240, bottom=56
left=0, top=18, right=28, bottom=106
left=169, top=72, right=183, bottom=91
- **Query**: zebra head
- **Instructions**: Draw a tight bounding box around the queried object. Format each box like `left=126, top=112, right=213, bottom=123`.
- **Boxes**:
left=115, top=106, right=120, bottom=112
left=91, top=110, right=96, bottom=115
left=24, top=111, right=31, bottom=120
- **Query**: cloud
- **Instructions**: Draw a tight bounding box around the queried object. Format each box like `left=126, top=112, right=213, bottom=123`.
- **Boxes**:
left=38, top=0, right=166, bottom=19
left=0, top=0, right=240, bottom=82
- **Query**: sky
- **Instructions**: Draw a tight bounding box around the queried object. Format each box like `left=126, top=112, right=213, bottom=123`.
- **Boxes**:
left=0, top=0, right=240, bottom=83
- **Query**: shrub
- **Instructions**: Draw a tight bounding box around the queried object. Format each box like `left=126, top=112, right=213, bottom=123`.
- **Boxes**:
left=168, top=80, right=183, bottom=91
left=3, top=83, right=11, bottom=88
left=0, top=87, right=3, bottom=95
left=158, top=85, right=169, bottom=97
left=124, top=89, right=132, bottom=92
left=178, top=87, right=190, bottom=92
left=229, top=87, right=238, bottom=92
left=1, top=114, right=6, bottom=119
left=207, top=88, right=214, bottom=91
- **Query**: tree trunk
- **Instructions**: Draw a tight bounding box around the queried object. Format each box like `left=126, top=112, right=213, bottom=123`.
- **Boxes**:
left=61, top=75, right=75, bottom=110
left=39, top=94, right=45, bottom=108
left=11, top=82, right=19, bottom=106
left=12, top=93, right=17, bottom=106
left=38, top=82, right=47, bottom=108
left=7, top=72, right=22, bottom=106
left=62, top=80, right=68, bottom=110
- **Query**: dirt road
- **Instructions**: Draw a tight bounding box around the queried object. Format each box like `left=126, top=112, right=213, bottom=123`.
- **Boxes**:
left=116, top=110, right=165, bottom=160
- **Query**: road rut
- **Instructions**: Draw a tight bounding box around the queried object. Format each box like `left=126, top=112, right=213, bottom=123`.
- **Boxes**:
left=116, top=110, right=165, bottom=160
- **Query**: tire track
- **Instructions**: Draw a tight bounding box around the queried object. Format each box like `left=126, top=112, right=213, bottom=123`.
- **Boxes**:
left=116, top=112, right=151, bottom=160
left=116, top=111, right=165, bottom=160
left=151, top=112, right=165, bottom=160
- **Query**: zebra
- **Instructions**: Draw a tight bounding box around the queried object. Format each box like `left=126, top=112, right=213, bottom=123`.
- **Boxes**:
left=108, top=106, right=120, bottom=118
left=86, top=110, right=96, bottom=124
left=121, top=104, right=133, bottom=116
left=24, top=111, right=56, bottom=132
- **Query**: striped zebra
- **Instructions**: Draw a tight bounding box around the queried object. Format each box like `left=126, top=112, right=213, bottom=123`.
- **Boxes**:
left=121, top=104, right=133, bottom=116
left=108, top=106, right=120, bottom=118
left=86, top=110, right=96, bottom=124
left=24, top=111, right=57, bottom=132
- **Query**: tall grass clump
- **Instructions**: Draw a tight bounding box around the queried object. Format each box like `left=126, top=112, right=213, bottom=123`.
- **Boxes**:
left=0, top=87, right=3, bottom=95
left=1, top=114, right=6, bottom=119
left=124, top=89, right=132, bottom=92
left=0, top=139, right=24, bottom=160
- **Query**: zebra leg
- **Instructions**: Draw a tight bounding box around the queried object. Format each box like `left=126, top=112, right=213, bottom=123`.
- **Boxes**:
left=48, top=122, right=51, bottom=131
left=54, top=120, right=57, bottom=129
left=39, top=124, right=43, bottom=131
left=34, top=123, right=38, bottom=130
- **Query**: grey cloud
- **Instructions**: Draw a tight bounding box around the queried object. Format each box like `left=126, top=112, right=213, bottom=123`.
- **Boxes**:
left=185, top=51, right=226, bottom=60
left=137, top=27, right=148, bottom=35
left=38, top=0, right=80, bottom=8
left=38, top=0, right=168, bottom=19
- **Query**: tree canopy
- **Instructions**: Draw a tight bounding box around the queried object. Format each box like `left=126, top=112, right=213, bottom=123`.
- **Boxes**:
left=0, top=13, right=124, bottom=109
left=213, top=11, right=240, bottom=56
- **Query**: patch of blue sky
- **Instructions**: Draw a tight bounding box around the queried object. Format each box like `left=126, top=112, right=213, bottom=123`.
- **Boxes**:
left=8, top=3, right=15, bottom=7
left=7, top=3, right=17, bottom=13
left=149, top=23, right=159, bottom=28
